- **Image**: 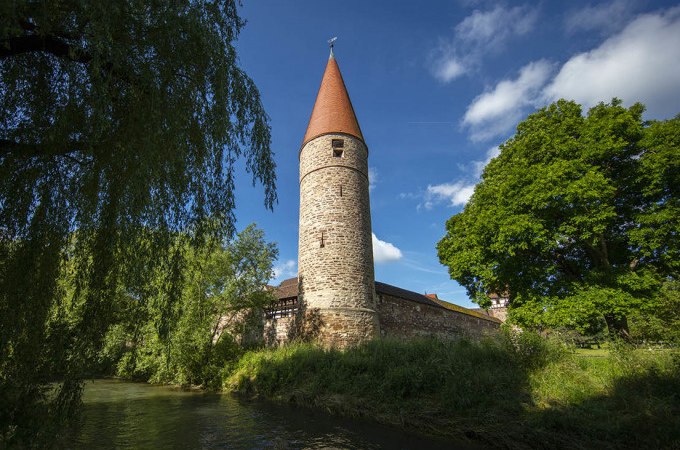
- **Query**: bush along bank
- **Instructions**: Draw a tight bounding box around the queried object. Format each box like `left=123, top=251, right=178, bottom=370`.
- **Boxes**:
left=224, top=333, right=680, bottom=450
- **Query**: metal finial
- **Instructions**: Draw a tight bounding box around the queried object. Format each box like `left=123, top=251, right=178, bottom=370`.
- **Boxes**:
left=328, top=36, right=337, bottom=58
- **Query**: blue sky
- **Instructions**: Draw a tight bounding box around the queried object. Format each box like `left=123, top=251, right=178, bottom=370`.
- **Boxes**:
left=230, top=0, right=680, bottom=308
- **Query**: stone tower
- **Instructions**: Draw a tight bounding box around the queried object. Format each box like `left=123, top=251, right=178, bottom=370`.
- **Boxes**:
left=297, top=49, right=379, bottom=347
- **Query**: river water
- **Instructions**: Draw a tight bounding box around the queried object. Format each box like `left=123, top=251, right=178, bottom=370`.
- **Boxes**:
left=72, top=379, right=481, bottom=449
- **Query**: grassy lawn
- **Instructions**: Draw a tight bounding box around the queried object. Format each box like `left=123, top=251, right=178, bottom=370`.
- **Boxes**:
left=224, top=335, right=680, bottom=449
left=574, top=346, right=610, bottom=357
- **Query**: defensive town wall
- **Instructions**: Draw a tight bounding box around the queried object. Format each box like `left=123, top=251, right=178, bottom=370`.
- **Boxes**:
left=375, top=284, right=500, bottom=340
left=260, top=280, right=500, bottom=347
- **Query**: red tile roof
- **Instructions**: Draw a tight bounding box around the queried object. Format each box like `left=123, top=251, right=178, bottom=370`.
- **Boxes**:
left=272, top=277, right=298, bottom=300
left=375, top=282, right=500, bottom=323
left=428, top=297, right=501, bottom=323
left=302, top=54, right=364, bottom=147
left=271, top=278, right=499, bottom=322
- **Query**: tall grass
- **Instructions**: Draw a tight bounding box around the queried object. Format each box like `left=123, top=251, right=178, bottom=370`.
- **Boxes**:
left=225, top=333, right=679, bottom=449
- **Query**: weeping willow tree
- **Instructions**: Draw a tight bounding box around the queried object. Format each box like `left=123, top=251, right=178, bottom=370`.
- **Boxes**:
left=0, top=1, right=276, bottom=444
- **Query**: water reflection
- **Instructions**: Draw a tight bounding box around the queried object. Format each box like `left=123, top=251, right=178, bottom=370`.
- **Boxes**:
left=74, top=380, right=481, bottom=449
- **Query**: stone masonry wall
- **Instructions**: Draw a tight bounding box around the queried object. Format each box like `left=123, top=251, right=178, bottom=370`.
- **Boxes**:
left=376, top=294, right=499, bottom=340
left=488, top=307, right=508, bottom=322
left=313, top=308, right=378, bottom=348
left=261, top=294, right=499, bottom=347
left=298, top=133, right=379, bottom=346
left=264, top=315, right=295, bottom=346
left=263, top=306, right=377, bottom=348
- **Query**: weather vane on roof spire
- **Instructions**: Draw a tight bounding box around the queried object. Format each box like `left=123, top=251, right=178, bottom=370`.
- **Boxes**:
left=328, top=36, right=337, bottom=57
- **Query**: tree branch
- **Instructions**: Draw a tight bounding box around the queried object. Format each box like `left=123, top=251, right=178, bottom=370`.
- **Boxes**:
left=584, top=234, right=611, bottom=271
left=555, top=253, right=581, bottom=281
left=0, top=139, right=86, bottom=163
left=629, top=258, right=639, bottom=271
left=596, top=233, right=611, bottom=270
left=0, top=34, right=92, bottom=64
left=1, top=31, right=127, bottom=83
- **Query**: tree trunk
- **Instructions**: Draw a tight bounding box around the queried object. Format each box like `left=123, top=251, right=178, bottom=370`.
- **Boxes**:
left=604, top=313, right=630, bottom=339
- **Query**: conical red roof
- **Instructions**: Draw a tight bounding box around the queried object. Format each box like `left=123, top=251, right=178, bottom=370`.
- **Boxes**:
left=302, top=53, right=364, bottom=147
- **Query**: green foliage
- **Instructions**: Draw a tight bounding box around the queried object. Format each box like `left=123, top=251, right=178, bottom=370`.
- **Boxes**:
left=528, top=345, right=680, bottom=449
left=437, top=99, right=679, bottom=337
left=98, top=224, right=277, bottom=388
left=628, top=280, right=680, bottom=344
left=632, top=117, right=680, bottom=275
left=226, top=335, right=680, bottom=449
left=227, top=334, right=536, bottom=421
left=0, top=1, right=275, bottom=443
left=505, top=328, right=567, bottom=369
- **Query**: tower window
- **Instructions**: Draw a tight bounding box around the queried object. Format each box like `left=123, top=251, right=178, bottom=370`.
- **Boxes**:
left=332, top=139, right=344, bottom=157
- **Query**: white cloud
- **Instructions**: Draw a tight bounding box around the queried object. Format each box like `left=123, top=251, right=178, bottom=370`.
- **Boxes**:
left=398, top=191, right=419, bottom=201
left=400, top=258, right=446, bottom=275
left=401, top=146, right=499, bottom=210
left=565, top=0, right=637, bottom=34
left=368, top=166, right=378, bottom=191
left=545, top=7, right=680, bottom=119
left=433, top=58, right=467, bottom=82
left=426, top=181, right=476, bottom=208
left=431, top=4, right=539, bottom=83
left=472, top=145, right=501, bottom=178
left=401, top=146, right=499, bottom=211
left=463, top=60, right=553, bottom=141
left=272, top=259, right=296, bottom=281
left=461, top=7, right=680, bottom=142
left=456, top=5, right=538, bottom=50
left=372, top=233, right=403, bottom=263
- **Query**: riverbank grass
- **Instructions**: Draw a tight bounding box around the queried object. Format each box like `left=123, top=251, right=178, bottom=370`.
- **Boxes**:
left=225, top=335, right=679, bottom=449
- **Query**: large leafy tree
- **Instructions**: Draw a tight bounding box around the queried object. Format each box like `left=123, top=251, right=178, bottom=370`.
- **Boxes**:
left=98, top=224, right=277, bottom=388
left=0, top=1, right=275, bottom=444
left=437, top=99, right=679, bottom=335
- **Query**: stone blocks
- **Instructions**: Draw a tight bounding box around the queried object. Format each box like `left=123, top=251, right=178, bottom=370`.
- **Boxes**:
left=298, top=133, right=379, bottom=346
